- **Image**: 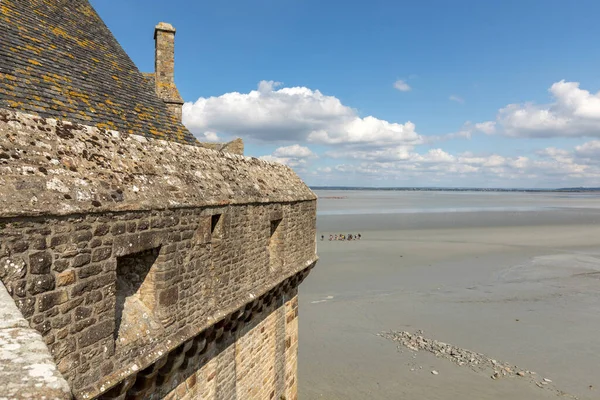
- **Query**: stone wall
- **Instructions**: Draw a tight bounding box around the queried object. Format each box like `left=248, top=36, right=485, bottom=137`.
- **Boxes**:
left=198, top=138, right=245, bottom=156
left=0, top=280, right=71, bottom=399
left=1, top=202, right=316, bottom=398
left=167, top=290, right=299, bottom=400
left=0, top=109, right=314, bottom=217
left=0, top=110, right=318, bottom=399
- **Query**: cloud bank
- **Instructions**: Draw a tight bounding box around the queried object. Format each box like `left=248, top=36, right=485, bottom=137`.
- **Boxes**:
left=183, top=80, right=600, bottom=187
left=183, top=80, right=421, bottom=147
left=474, top=80, right=600, bottom=139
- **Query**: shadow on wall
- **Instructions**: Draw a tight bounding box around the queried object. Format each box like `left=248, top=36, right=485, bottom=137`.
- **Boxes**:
left=101, top=287, right=299, bottom=399
left=114, top=247, right=162, bottom=346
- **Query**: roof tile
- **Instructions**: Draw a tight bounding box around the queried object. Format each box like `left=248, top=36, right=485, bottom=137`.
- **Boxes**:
left=0, top=0, right=197, bottom=145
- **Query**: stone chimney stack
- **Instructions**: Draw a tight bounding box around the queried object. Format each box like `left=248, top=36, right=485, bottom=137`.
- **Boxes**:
left=154, top=22, right=184, bottom=122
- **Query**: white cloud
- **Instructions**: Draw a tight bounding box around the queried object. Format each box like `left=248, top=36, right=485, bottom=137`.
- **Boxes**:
left=326, top=145, right=413, bottom=162
left=480, top=80, right=600, bottom=138
left=273, top=144, right=316, bottom=158
left=393, top=80, right=411, bottom=92
left=475, top=121, right=496, bottom=135
left=198, top=131, right=221, bottom=142
left=317, top=139, right=600, bottom=187
left=183, top=81, right=421, bottom=147
left=260, top=144, right=316, bottom=168
left=426, top=121, right=495, bottom=143
left=575, top=140, right=600, bottom=158
left=259, top=155, right=294, bottom=165
left=307, top=118, right=420, bottom=146
left=449, top=95, right=464, bottom=104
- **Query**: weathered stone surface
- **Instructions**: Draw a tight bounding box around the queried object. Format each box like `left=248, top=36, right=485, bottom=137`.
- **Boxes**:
left=0, top=110, right=315, bottom=219
left=38, top=290, right=69, bottom=312
left=92, top=247, right=112, bottom=262
left=29, top=251, right=52, bottom=274
left=28, top=274, right=56, bottom=295
left=0, top=282, right=71, bottom=399
left=78, top=320, right=113, bottom=348
left=0, top=256, right=27, bottom=280
left=57, top=270, right=77, bottom=287
left=72, top=254, right=91, bottom=268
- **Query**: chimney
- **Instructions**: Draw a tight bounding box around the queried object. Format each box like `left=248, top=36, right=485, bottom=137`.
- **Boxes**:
left=154, top=22, right=184, bottom=122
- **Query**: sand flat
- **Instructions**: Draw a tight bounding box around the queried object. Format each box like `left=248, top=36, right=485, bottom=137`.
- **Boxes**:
left=299, top=191, right=600, bottom=399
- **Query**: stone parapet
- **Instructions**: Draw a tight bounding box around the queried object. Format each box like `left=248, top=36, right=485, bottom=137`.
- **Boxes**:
left=0, top=110, right=315, bottom=218
left=198, top=138, right=245, bottom=155
left=0, top=281, right=71, bottom=399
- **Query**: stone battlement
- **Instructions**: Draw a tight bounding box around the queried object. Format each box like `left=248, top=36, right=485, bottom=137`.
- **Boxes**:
left=0, top=109, right=314, bottom=217
left=0, top=110, right=317, bottom=398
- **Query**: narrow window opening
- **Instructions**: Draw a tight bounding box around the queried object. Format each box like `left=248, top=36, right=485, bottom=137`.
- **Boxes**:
left=115, top=247, right=161, bottom=344
left=269, top=219, right=283, bottom=271
left=211, top=214, right=222, bottom=240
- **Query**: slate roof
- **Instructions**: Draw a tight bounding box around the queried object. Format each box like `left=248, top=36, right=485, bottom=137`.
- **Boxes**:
left=0, top=0, right=197, bottom=145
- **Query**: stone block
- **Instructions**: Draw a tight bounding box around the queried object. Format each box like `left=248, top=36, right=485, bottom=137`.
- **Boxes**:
left=75, top=306, right=92, bottom=320
left=11, top=280, right=26, bottom=297
left=53, top=259, right=70, bottom=273
left=51, top=314, right=72, bottom=329
left=10, top=240, right=29, bottom=253
left=0, top=256, right=26, bottom=280
left=93, top=224, right=110, bottom=236
left=78, top=319, right=113, bottom=348
left=158, top=286, right=178, bottom=307
left=38, top=290, right=68, bottom=312
left=15, top=298, right=35, bottom=318
left=92, top=247, right=112, bottom=262
left=50, top=235, right=70, bottom=248
left=111, top=222, right=127, bottom=236
left=60, top=297, right=85, bottom=314
left=57, top=352, right=81, bottom=375
left=51, top=337, right=76, bottom=359
left=28, top=274, right=55, bottom=295
left=72, top=253, right=91, bottom=268
left=74, top=230, right=93, bottom=243
left=71, top=317, right=97, bottom=334
left=57, top=269, right=76, bottom=287
left=78, top=263, right=102, bottom=279
left=29, top=251, right=52, bottom=274
left=31, top=237, right=47, bottom=250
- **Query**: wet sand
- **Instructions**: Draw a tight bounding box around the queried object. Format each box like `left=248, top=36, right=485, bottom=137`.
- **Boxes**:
left=299, top=191, right=600, bottom=399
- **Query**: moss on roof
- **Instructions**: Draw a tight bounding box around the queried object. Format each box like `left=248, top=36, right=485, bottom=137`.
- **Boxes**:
left=0, top=0, right=197, bottom=144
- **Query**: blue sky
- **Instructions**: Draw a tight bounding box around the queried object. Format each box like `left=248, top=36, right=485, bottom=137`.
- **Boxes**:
left=91, top=0, right=600, bottom=188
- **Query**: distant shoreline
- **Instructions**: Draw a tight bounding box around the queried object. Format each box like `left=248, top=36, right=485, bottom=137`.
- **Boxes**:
left=310, top=186, right=600, bottom=193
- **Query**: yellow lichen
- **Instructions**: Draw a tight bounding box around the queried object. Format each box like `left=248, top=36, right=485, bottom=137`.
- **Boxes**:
left=51, top=26, right=68, bottom=39
left=25, top=44, right=42, bottom=54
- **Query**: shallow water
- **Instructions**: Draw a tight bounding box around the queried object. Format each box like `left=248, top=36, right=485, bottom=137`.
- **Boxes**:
left=316, top=190, right=600, bottom=216
left=300, top=190, right=600, bottom=400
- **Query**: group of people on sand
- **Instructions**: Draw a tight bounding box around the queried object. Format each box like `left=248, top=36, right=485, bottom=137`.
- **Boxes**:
left=320, top=233, right=361, bottom=241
